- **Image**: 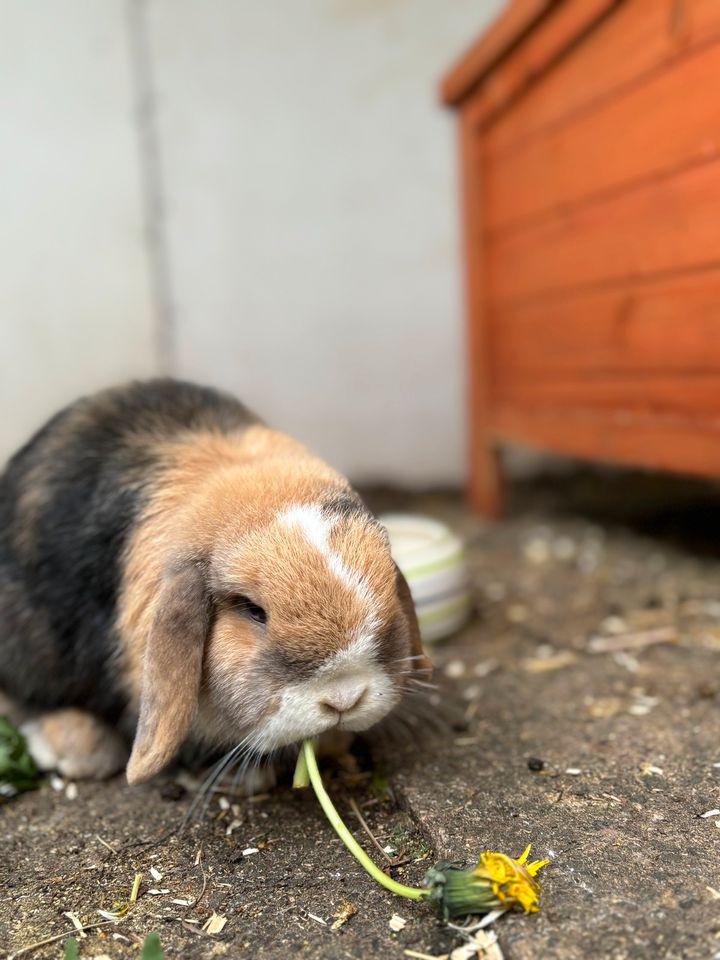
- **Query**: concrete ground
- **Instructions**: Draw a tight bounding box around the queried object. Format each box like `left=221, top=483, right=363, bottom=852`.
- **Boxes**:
left=3, top=469, right=720, bottom=960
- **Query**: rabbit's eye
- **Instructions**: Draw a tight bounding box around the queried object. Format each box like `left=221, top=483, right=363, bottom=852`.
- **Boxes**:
left=230, top=595, right=267, bottom=625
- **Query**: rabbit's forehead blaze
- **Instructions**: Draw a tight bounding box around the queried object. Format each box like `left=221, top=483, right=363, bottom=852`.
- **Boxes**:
left=246, top=502, right=396, bottom=650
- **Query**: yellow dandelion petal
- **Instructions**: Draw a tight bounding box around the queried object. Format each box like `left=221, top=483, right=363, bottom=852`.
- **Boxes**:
left=517, top=844, right=532, bottom=865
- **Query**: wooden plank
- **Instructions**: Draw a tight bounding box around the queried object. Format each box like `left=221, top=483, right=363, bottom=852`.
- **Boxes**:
left=488, top=270, right=720, bottom=374
left=484, top=40, right=720, bottom=232
left=440, top=0, right=556, bottom=106
left=487, top=159, right=720, bottom=304
left=491, top=376, right=720, bottom=417
left=486, top=0, right=720, bottom=156
left=461, top=0, right=619, bottom=128
left=491, top=406, right=720, bottom=478
left=458, top=109, right=503, bottom=516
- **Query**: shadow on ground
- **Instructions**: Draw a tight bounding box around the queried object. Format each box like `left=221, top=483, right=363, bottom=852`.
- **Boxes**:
left=3, top=469, right=720, bottom=959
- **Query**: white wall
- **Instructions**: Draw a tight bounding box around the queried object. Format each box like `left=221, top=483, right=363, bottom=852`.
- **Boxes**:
left=1, top=0, right=505, bottom=484
left=0, top=0, right=157, bottom=460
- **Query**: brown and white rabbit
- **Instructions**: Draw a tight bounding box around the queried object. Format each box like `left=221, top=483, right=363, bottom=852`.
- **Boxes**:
left=0, top=379, right=430, bottom=785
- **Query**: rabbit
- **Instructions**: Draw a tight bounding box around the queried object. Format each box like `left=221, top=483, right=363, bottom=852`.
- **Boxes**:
left=0, top=379, right=431, bottom=785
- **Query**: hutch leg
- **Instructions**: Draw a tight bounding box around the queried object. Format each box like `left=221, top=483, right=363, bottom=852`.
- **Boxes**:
left=469, top=437, right=503, bottom=517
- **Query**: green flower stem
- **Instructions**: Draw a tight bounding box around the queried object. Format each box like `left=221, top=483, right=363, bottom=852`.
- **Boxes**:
left=292, top=744, right=310, bottom=789
left=298, top=739, right=428, bottom=901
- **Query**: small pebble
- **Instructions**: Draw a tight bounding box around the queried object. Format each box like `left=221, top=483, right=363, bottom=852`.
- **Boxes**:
left=565, top=768, right=582, bottom=776
left=524, top=538, right=550, bottom=565
left=444, top=660, right=466, bottom=679
left=507, top=604, right=528, bottom=623
left=473, top=660, right=497, bottom=678
left=242, top=847, right=260, bottom=856
left=389, top=914, right=407, bottom=932
left=528, top=757, right=545, bottom=772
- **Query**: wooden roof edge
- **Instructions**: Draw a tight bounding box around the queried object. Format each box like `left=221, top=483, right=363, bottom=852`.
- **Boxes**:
left=439, top=0, right=560, bottom=106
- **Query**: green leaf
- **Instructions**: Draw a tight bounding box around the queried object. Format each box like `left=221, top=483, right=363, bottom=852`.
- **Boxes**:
left=0, top=715, right=41, bottom=801
left=63, top=937, right=80, bottom=960
left=140, top=931, right=164, bottom=960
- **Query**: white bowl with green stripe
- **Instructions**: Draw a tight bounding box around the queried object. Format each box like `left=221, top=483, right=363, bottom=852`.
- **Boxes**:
left=380, top=513, right=471, bottom=644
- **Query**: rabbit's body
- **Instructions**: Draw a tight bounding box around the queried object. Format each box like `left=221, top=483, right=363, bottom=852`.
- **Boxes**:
left=0, top=380, right=428, bottom=782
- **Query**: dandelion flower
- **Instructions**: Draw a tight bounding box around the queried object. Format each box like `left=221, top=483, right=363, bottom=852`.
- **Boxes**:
left=425, top=845, right=550, bottom=918
left=294, top=739, right=550, bottom=920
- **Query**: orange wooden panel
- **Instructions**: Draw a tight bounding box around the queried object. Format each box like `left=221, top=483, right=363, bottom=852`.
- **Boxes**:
left=491, top=376, right=720, bottom=417
left=487, top=159, right=720, bottom=304
left=491, top=406, right=720, bottom=478
left=484, top=40, right=720, bottom=232
left=488, top=271, right=720, bottom=374
left=440, top=0, right=556, bottom=106
left=486, top=0, right=720, bottom=156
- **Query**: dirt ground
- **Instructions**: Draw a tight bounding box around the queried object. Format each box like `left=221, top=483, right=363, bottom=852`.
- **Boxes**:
left=3, top=468, right=720, bottom=960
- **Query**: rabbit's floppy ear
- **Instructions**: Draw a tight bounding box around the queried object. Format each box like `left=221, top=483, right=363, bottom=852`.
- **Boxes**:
left=394, top=563, right=432, bottom=676
left=126, top=560, right=210, bottom=784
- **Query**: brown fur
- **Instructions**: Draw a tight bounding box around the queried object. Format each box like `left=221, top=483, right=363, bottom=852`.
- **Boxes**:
left=118, top=424, right=427, bottom=783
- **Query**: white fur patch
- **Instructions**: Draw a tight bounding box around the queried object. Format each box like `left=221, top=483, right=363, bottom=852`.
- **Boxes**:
left=256, top=635, right=397, bottom=751
left=20, top=720, right=60, bottom=771
left=278, top=503, right=376, bottom=613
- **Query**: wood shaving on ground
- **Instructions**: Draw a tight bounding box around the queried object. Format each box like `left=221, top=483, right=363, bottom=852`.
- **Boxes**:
left=330, top=897, right=358, bottom=930
left=404, top=951, right=449, bottom=960
left=585, top=696, right=624, bottom=718
left=521, top=651, right=577, bottom=673
left=307, top=913, right=327, bottom=926
left=149, top=867, right=163, bottom=882
left=202, top=912, right=228, bottom=934
left=389, top=914, right=408, bottom=932
left=62, top=911, right=86, bottom=938
left=588, top=626, right=676, bottom=653
left=640, top=763, right=663, bottom=776
left=629, top=695, right=660, bottom=716
left=450, top=930, right=504, bottom=960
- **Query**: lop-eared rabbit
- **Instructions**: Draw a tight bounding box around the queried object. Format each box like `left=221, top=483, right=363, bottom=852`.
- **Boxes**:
left=0, top=380, right=430, bottom=786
